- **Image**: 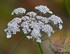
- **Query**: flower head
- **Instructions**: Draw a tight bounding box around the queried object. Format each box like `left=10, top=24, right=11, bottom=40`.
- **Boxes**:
left=26, top=11, right=37, bottom=18
left=42, top=24, right=54, bottom=36
left=49, top=15, right=63, bottom=29
left=35, top=5, right=53, bottom=14
left=49, top=15, right=63, bottom=24
left=4, top=5, right=63, bottom=43
left=11, top=7, right=26, bottom=15
left=4, top=17, right=22, bottom=38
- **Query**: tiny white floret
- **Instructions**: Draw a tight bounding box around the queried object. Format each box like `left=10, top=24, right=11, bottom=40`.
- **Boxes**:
left=35, top=5, right=53, bottom=14
left=12, top=7, right=26, bottom=15
left=26, top=11, right=37, bottom=17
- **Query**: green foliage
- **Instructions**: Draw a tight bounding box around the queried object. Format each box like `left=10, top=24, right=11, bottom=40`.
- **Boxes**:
left=64, top=0, right=70, bottom=17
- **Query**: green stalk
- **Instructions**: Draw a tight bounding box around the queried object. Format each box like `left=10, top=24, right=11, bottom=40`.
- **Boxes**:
left=37, top=42, right=44, bottom=54
left=64, top=0, right=70, bottom=17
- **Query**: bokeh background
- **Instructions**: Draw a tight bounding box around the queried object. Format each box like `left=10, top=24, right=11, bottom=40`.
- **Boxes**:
left=0, top=0, right=70, bottom=54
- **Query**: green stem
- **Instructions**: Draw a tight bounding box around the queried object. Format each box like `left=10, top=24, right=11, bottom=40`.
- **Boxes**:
left=37, top=42, right=44, bottom=54
left=64, top=0, right=70, bottom=17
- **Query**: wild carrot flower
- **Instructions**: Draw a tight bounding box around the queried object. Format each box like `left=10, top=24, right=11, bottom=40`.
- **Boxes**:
left=4, top=5, right=63, bottom=43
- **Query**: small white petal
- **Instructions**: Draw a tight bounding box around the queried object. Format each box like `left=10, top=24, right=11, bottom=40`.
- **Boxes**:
left=26, top=36, right=32, bottom=39
left=26, top=11, right=37, bottom=17
left=7, top=34, right=12, bottom=38
left=27, top=29, right=31, bottom=32
left=59, top=24, right=63, bottom=30
left=47, top=11, right=53, bottom=14
left=23, top=30, right=28, bottom=34
left=4, top=29, right=7, bottom=32
left=36, top=39, right=41, bottom=43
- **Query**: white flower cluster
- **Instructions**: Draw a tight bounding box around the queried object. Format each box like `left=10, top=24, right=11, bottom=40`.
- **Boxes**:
left=4, top=17, right=22, bottom=38
left=11, top=7, right=26, bottom=15
left=4, top=5, right=63, bottom=43
left=35, top=5, right=53, bottom=14
left=49, top=15, right=63, bottom=29
left=26, top=11, right=37, bottom=17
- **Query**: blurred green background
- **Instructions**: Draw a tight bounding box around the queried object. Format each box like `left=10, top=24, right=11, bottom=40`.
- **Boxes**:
left=0, top=0, right=70, bottom=54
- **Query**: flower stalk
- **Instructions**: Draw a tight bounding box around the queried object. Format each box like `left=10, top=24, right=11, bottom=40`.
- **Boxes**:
left=37, top=42, right=44, bottom=54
